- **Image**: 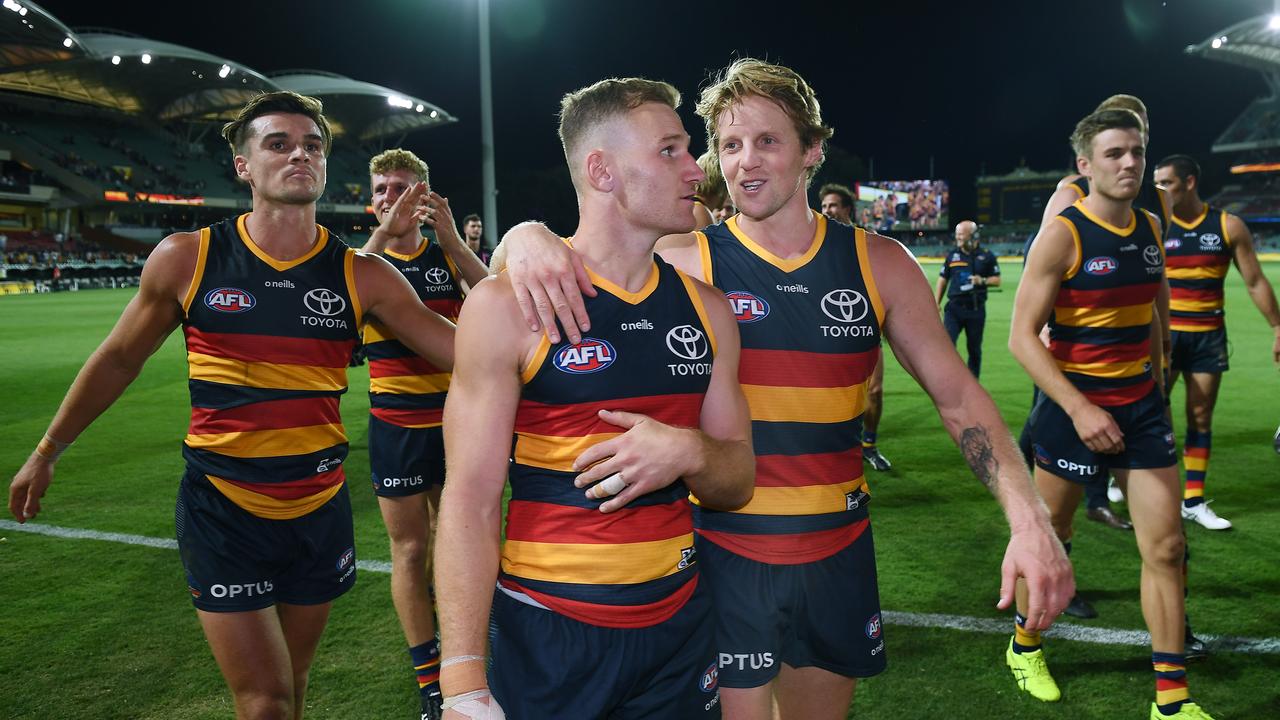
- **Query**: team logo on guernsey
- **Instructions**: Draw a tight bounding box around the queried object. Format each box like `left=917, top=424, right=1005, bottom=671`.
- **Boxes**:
left=821, top=289, right=870, bottom=323
left=699, top=662, right=719, bottom=693
left=304, top=288, right=347, bottom=316
left=204, top=287, right=256, bottom=313
left=1084, top=256, right=1118, bottom=276
left=553, top=338, right=617, bottom=374
left=666, top=325, right=708, bottom=360
left=1199, top=233, right=1222, bottom=250
left=1143, top=245, right=1162, bottom=266
left=726, top=290, right=770, bottom=323
left=1165, top=238, right=1182, bottom=250
left=425, top=267, right=450, bottom=285
left=865, top=613, right=882, bottom=640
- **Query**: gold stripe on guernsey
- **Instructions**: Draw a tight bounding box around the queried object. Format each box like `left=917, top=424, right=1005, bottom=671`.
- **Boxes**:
left=235, top=214, right=330, bottom=271
left=1056, top=357, right=1150, bottom=379
left=1170, top=298, right=1224, bottom=313
left=677, top=271, right=718, bottom=357
left=188, top=352, right=347, bottom=391
left=182, top=227, right=212, bottom=316
left=384, top=238, right=429, bottom=262
left=854, top=227, right=887, bottom=326
left=694, top=231, right=714, bottom=284
left=742, top=383, right=865, bottom=424
left=1054, top=303, right=1152, bottom=328
left=443, top=252, right=461, bottom=283
left=1171, top=322, right=1217, bottom=333
left=1171, top=203, right=1209, bottom=231
left=1142, top=211, right=1163, bottom=254
left=725, top=212, right=826, bottom=272
left=344, top=249, right=363, bottom=327
left=185, top=423, right=346, bottom=458
left=369, top=373, right=452, bottom=395
left=1055, top=216, right=1084, bottom=280
left=731, top=478, right=869, bottom=516
left=1167, top=266, right=1229, bottom=280
left=1072, top=200, right=1137, bottom=237
left=514, top=431, right=619, bottom=472
left=363, top=321, right=400, bottom=344
left=521, top=334, right=552, bottom=384
left=1156, top=189, right=1171, bottom=226
left=206, top=474, right=342, bottom=520
left=502, top=534, right=693, bottom=585
left=1068, top=182, right=1086, bottom=199
left=1221, top=210, right=1233, bottom=247
left=583, top=262, right=660, bottom=305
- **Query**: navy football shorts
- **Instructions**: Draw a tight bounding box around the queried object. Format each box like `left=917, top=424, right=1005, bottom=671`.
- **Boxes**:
left=1029, top=386, right=1176, bottom=483
left=368, top=414, right=445, bottom=497
left=176, top=468, right=357, bottom=612
left=696, top=526, right=887, bottom=688
left=488, top=582, right=721, bottom=719
left=1169, top=327, right=1230, bottom=374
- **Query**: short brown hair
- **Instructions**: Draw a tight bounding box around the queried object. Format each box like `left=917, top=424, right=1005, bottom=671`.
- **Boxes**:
left=221, top=91, right=333, bottom=156
left=1095, top=94, right=1148, bottom=135
left=696, top=58, right=834, bottom=182
left=695, top=150, right=728, bottom=209
left=819, top=183, right=854, bottom=209
left=1070, top=108, right=1145, bottom=158
left=557, top=77, right=681, bottom=171
left=368, top=148, right=429, bottom=185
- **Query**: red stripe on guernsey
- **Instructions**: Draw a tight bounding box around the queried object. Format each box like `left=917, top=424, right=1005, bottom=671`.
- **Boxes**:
left=699, top=519, right=869, bottom=565
left=499, top=575, right=697, bottom=629
left=514, top=393, right=704, bottom=436
left=1050, top=339, right=1150, bottom=365
left=1170, top=287, right=1224, bottom=302
left=1082, top=378, right=1154, bottom=406
left=1165, top=255, right=1230, bottom=268
left=1171, top=315, right=1222, bottom=328
left=425, top=298, right=463, bottom=319
left=185, top=327, right=353, bottom=367
left=1055, top=284, right=1158, bottom=308
left=505, top=499, right=692, bottom=545
left=755, top=448, right=861, bottom=488
left=370, top=407, right=443, bottom=426
left=219, top=468, right=343, bottom=500
left=738, top=348, right=875, bottom=389
left=367, top=355, right=445, bottom=378
left=189, top=397, right=341, bottom=435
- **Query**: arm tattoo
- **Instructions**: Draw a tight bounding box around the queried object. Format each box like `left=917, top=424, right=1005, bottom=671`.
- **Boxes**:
left=960, top=425, right=999, bottom=492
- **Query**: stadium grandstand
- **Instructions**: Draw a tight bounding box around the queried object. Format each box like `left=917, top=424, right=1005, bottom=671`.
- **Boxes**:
left=0, top=1, right=455, bottom=295
left=1187, top=15, right=1280, bottom=251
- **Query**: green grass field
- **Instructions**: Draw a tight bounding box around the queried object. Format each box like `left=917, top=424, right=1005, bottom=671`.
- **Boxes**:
left=2, top=264, right=1278, bottom=719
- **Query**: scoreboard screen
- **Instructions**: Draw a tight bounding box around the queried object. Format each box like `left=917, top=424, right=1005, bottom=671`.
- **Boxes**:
left=975, top=180, right=1058, bottom=225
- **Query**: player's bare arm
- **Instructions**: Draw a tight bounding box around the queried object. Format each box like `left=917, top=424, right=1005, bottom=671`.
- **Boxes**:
left=493, top=221, right=595, bottom=342
left=867, top=231, right=1073, bottom=629
left=1010, top=219, right=1126, bottom=454
left=572, top=278, right=753, bottom=513
left=8, top=232, right=197, bottom=522
left=1038, top=176, right=1084, bottom=227
left=354, top=252, right=456, bottom=371
left=435, top=276, right=532, bottom=714
left=365, top=180, right=430, bottom=255
left=1225, top=213, right=1280, bottom=364
left=425, top=190, right=490, bottom=290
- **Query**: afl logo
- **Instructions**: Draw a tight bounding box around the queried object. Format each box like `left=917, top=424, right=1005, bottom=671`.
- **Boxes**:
left=304, top=288, right=347, bottom=316
left=204, top=287, right=256, bottom=313
left=865, top=613, right=882, bottom=640
left=699, top=662, right=718, bottom=693
left=553, top=338, right=617, bottom=374
left=425, top=267, right=450, bottom=285
left=1084, top=256, right=1118, bottom=276
left=666, top=325, right=708, bottom=360
left=336, top=547, right=355, bottom=571
left=821, top=289, right=869, bottom=323
left=726, top=290, right=769, bottom=323
left=1165, top=238, right=1182, bottom=251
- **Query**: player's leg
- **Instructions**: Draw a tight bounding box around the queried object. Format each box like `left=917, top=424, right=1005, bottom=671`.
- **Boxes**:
left=774, top=667, right=854, bottom=720
left=718, top=686, right=774, bottom=720
left=1179, top=371, right=1227, bottom=529
left=862, top=357, right=891, bottom=471
left=198, top=607, right=310, bottom=720
left=276, top=602, right=333, bottom=719
left=379, top=487, right=444, bottom=711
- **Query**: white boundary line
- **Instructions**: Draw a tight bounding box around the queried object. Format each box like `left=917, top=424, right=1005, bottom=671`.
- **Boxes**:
left=5, top=519, right=1278, bottom=655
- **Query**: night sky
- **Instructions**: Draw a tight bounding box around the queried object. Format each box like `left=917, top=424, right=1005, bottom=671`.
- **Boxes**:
left=37, top=0, right=1275, bottom=231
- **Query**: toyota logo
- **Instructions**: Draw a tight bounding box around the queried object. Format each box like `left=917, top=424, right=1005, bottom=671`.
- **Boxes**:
left=425, top=267, right=450, bottom=285
left=304, top=288, right=347, bottom=316
left=666, top=325, right=708, bottom=360
left=820, top=289, right=869, bottom=323
left=1142, top=245, right=1162, bottom=266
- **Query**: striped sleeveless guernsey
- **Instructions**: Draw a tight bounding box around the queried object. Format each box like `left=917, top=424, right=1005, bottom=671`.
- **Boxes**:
left=693, top=212, right=883, bottom=565
left=1070, top=176, right=1169, bottom=233
left=1049, top=200, right=1163, bottom=406
left=500, top=257, right=717, bottom=629
left=181, top=214, right=362, bottom=520
left=1164, top=204, right=1232, bottom=332
left=363, top=239, right=463, bottom=428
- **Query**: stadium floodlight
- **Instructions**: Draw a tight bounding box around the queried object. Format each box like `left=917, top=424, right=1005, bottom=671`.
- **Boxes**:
left=111, top=55, right=121, bottom=65
left=415, top=103, right=424, bottom=112
left=387, top=95, right=413, bottom=109
left=1270, top=15, right=1280, bottom=30
left=141, top=53, right=152, bottom=64
left=2, top=0, right=21, bottom=13
left=218, top=64, right=231, bottom=78
left=62, top=37, right=73, bottom=47
left=1212, top=38, right=1223, bottom=49
left=430, top=110, right=439, bottom=119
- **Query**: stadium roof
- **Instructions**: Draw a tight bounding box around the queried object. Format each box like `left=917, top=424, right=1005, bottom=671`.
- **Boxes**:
left=0, top=1, right=455, bottom=140
left=1186, top=15, right=1280, bottom=75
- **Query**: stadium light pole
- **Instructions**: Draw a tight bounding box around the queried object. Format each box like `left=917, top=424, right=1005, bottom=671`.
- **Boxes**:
left=478, top=0, right=498, bottom=250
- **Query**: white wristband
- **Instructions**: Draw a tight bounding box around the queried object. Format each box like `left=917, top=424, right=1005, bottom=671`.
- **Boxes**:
left=441, top=654, right=486, bottom=669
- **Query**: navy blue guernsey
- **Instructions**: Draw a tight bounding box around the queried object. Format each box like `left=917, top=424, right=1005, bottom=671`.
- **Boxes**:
left=1070, top=177, right=1169, bottom=235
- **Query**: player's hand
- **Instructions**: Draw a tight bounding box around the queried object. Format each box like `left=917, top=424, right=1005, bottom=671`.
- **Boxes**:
left=573, top=409, right=697, bottom=513
left=378, top=181, right=430, bottom=239
left=424, top=191, right=460, bottom=242
left=998, top=526, right=1074, bottom=631
left=8, top=453, right=54, bottom=523
left=503, top=223, right=595, bottom=344
left=1070, top=402, right=1125, bottom=454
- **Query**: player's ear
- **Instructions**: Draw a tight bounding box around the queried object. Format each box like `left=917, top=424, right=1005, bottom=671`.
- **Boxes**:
left=1075, top=154, right=1090, bottom=179
left=803, top=142, right=824, bottom=172
left=585, top=149, right=614, bottom=193
left=234, top=154, right=252, bottom=184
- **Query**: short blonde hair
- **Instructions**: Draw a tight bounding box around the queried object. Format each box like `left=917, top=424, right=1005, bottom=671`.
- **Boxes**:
left=557, top=77, right=680, bottom=172
left=1070, top=108, right=1145, bottom=158
left=368, top=148, right=429, bottom=185
left=696, top=58, right=833, bottom=182
left=1095, top=94, right=1148, bottom=135
left=695, top=150, right=728, bottom=209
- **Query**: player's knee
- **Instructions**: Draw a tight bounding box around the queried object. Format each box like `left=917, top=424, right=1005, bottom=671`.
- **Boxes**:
left=389, top=533, right=431, bottom=568
left=234, top=688, right=293, bottom=720
left=1187, top=402, right=1214, bottom=432
left=1141, top=531, right=1185, bottom=568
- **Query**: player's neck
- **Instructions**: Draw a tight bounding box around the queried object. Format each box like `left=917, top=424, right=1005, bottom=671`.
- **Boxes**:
left=737, top=193, right=818, bottom=258
left=571, top=211, right=659, bottom=293
left=1173, top=197, right=1205, bottom=222
left=388, top=234, right=426, bottom=255
left=1081, top=192, right=1133, bottom=229
left=245, top=202, right=319, bottom=260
